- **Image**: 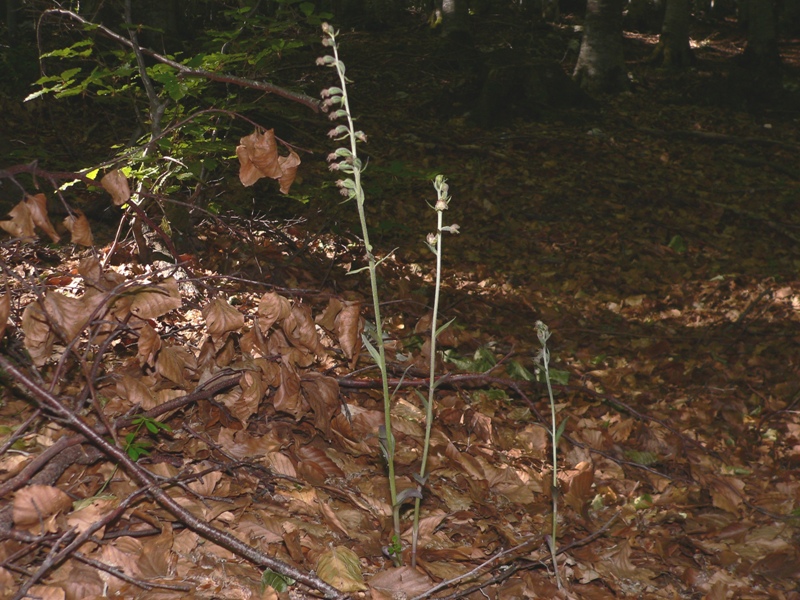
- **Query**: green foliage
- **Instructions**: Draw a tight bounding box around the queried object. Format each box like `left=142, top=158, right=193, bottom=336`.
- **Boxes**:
left=261, top=569, right=295, bottom=593
left=24, top=3, right=330, bottom=222
left=319, top=23, right=403, bottom=563
left=124, top=415, right=171, bottom=461
left=624, top=449, right=661, bottom=466
left=443, top=345, right=497, bottom=372
left=535, top=320, right=563, bottom=589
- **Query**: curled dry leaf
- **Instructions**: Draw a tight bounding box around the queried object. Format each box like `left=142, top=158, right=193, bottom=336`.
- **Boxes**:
left=258, top=291, right=292, bottom=331
left=13, top=485, right=72, bottom=534
left=401, top=510, right=447, bottom=543
left=136, top=322, right=162, bottom=368
left=228, top=369, right=264, bottom=424
left=335, top=297, right=363, bottom=364
left=21, top=302, right=55, bottom=367
left=295, top=444, right=345, bottom=478
left=316, top=297, right=343, bottom=331
left=63, top=209, right=94, bottom=246
left=128, top=279, right=182, bottom=320
left=283, top=304, right=325, bottom=357
left=98, top=545, right=141, bottom=593
left=0, top=200, right=35, bottom=239
left=66, top=497, right=118, bottom=536
left=237, top=129, right=281, bottom=185
left=267, top=451, right=297, bottom=478
left=319, top=501, right=350, bottom=537
left=78, top=256, right=125, bottom=292
left=273, top=362, right=306, bottom=419
left=156, top=344, right=191, bottom=387
left=25, top=193, right=60, bottom=242
left=563, top=460, right=595, bottom=514
left=101, top=169, right=131, bottom=206
left=277, top=149, right=301, bottom=194
left=301, top=371, right=341, bottom=438
left=117, top=374, right=158, bottom=410
left=0, top=293, right=9, bottom=341
left=202, top=297, right=245, bottom=346
left=236, top=129, right=301, bottom=194
left=43, top=290, right=106, bottom=341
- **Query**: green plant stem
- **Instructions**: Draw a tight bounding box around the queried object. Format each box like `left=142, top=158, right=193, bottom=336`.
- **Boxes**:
left=540, top=339, right=562, bottom=589
left=328, top=34, right=400, bottom=559
left=411, top=207, right=445, bottom=568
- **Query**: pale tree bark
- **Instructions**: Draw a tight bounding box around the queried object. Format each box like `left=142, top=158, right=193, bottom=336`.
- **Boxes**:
left=650, top=0, right=694, bottom=67
left=440, top=0, right=473, bottom=45
left=573, top=0, right=629, bottom=94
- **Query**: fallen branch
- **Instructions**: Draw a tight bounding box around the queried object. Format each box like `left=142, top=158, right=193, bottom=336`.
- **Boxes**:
left=0, top=355, right=348, bottom=600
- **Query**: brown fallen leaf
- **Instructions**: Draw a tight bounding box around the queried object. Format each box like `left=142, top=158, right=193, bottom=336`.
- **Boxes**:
left=101, top=169, right=131, bottom=206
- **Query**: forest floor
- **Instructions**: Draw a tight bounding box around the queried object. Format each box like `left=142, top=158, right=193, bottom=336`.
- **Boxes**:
left=2, top=8, right=800, bottom=600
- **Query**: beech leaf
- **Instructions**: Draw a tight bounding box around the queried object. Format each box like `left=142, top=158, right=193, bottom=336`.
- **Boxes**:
left=202, top=297, right=245, bottom=344
left=258, top=291, right=292, bottom=331
left=21, top=302, right=54, bottom=366
left=13, top=485, right=72, bottom=534
left=136, top=322, right=162, bottom=368
left=101, top=169, right=131, bottom=206
left=277, top=149, right=301, bottom=194
left=0, top=293, right=9, bottom=341
left=236, top=129, right=302, bottom=193
left=0, top=200, right=36, bottom=239
left=25, top=194, right=60, bottom=242
left=128, top=279, right=182, bottom=319
left=335, top=297, right=363, bottom=363
left=63, top=209, right=94, bottom=246
left=315, top=546, right=367, bottom=593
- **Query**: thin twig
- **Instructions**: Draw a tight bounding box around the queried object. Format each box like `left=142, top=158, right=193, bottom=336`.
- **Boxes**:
left=0, top=355, right=348, bottom=600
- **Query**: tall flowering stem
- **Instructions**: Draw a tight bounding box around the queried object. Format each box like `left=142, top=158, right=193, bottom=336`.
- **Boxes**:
left=410, top=176, right=458, bottom=567
left=536, top=320, right=563, bottom=589
left=318, top=24, right=401, bottom=562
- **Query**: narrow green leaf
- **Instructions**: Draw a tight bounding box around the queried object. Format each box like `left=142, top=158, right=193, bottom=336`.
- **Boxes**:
left=362, top=333, right=381, bottom=365
left=554, top=416, right=568, bottom=443
left=434, top=317, right=456, bottom=339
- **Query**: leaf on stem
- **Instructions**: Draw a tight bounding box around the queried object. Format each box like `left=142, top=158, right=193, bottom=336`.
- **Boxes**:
left=101, top=169, right=131, bottom=206
left=236, top=129, right=301, bottom=193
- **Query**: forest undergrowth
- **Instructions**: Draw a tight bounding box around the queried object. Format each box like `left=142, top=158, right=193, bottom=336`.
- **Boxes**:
left=1, top=10, right=800, bottom=600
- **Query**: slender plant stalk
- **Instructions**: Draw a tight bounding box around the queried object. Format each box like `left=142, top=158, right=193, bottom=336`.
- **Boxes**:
left=318, top=24, right=400, bottom=561
left=411, top=176, right=457, bottom=568
left=536, top=321, right=562, bottom=589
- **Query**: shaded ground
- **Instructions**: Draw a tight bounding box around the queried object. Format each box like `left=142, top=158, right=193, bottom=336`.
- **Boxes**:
left=1, top=8, right=800, bottom=600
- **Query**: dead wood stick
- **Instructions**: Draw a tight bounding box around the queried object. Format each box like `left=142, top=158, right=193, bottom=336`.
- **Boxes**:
left=10, top=530, right=192, bottom=592
left=0, top=355, right=348, bottom=600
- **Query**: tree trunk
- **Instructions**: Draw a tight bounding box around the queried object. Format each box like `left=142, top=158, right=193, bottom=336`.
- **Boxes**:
left=440, top=0, right=473, bottom=45
left=573, top=0, right=629, bottom=94
left=650, top=0, right=694, bottom=67
left=781, top=0, right=800, bottom=35
left=6, top=0, right=17, bottom=42
left=740, top=0, right=781, bottom=69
